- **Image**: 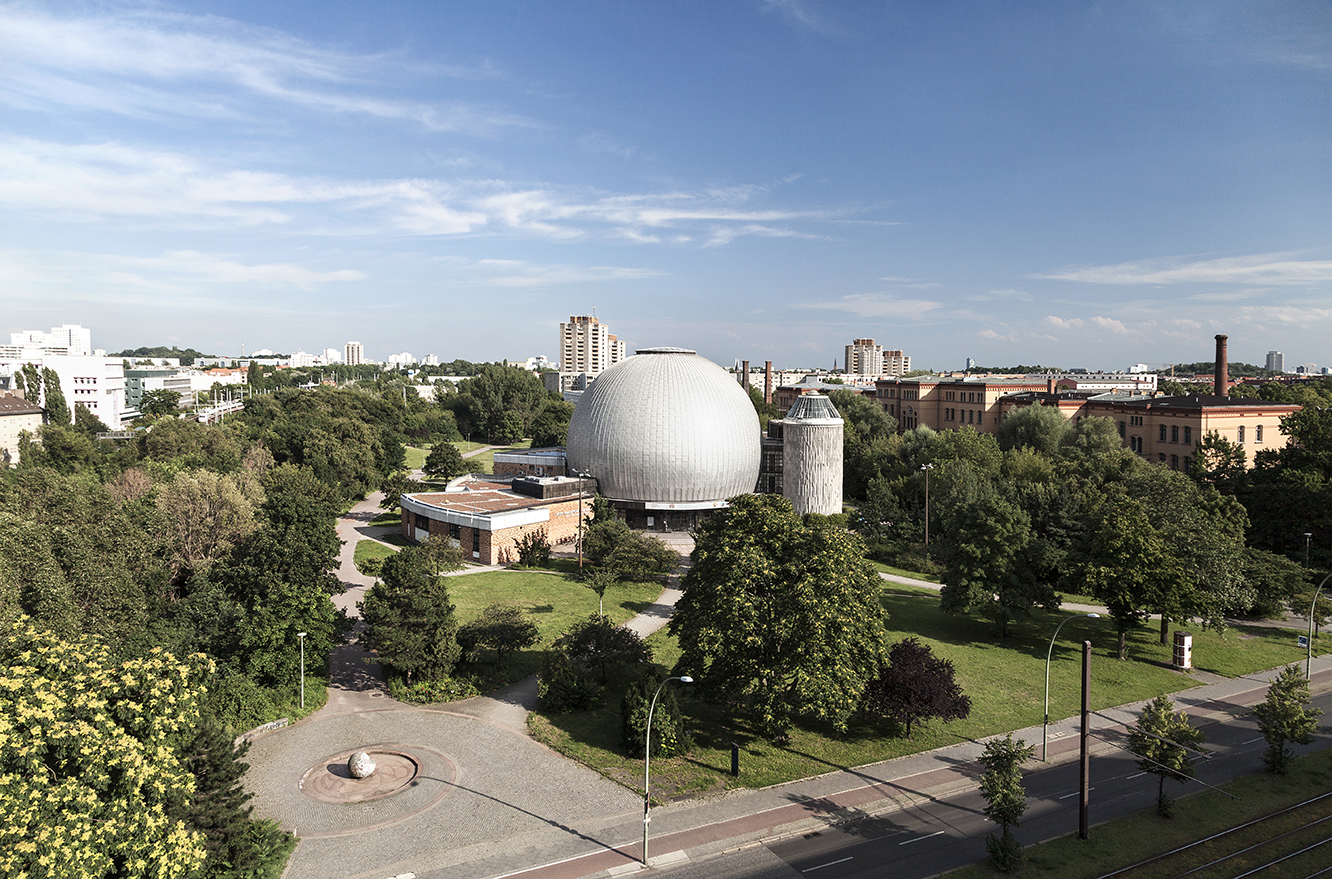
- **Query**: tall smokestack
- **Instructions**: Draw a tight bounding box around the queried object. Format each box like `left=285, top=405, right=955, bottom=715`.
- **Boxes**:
left=764, top=361, right=773, bottom=405
left=742, top=360, right=750, bottom=391
left=1214, top=334, right=1228, bottom=398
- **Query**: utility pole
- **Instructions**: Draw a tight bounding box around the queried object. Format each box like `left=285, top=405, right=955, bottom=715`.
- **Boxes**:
left=1079, top=640, right=1091, bottom=839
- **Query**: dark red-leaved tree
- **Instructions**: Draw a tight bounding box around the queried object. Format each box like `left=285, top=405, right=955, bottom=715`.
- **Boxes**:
left=860, top=637, right=971, bottom=738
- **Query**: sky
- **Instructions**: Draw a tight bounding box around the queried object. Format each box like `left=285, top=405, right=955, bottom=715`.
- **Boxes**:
left=1, top=0, right=1329, bottom=371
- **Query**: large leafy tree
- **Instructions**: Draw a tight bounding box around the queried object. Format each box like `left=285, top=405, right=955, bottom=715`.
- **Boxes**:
left=359, top=546, right=461, bottom=684
left=1127, top=695, right=1205, bottom=816
left=995, top=403, right=1070, bottom=455
left=40, top=367, right=70, bottom=426
left=1072, top=493, right=1181, bottom=659
left=1254, top=665, right=1322, bottom=774
left=859, top=637, right=971, bottom=738
left=140, top=388, right=182, bottom=417
left=669, top=494, right=888, bottom=740
left=423, top=442, right=468, bottom=480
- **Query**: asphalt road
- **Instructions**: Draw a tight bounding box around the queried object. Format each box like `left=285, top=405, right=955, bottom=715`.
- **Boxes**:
left=685, top=689, right=1332, bottom=879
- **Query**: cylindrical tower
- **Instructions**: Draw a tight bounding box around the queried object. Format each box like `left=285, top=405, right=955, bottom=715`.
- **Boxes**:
left=1214, top=334, right=1228, bottom=398
left=780, top=393, right=843, bottom=516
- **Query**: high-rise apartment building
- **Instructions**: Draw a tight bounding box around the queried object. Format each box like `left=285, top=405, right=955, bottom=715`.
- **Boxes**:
left=844, top=339, right=912, bottom=376
left=5, top=323, right=93, bottom=357
left=345, top=341, right=364, bottom=366
left=559, top=316, right=624, bottom=374
left=1266, top=350, right=1284, bottom=373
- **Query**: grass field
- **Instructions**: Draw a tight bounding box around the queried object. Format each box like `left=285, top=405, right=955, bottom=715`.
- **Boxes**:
left=459, top=439, right=532, bottom=474
left=944, top=747, right=1332, bottom=879
left=529, top=584, right=1330, bottom=799
left=871, top=560, right=941, bottom=582
left=404, top=445, right=429, bottom=470
left=442, top=570, right=663, bottom=689
left=353, top=538, right=398, bottom=575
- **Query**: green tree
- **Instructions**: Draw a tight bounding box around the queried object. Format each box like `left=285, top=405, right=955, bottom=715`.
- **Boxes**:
left=379, top=471, right=425, bottom=510
left=0, top=618, right=209, bottom=878
left=996, top=403, right=1070, bottom=455
left=550, top=613, right=650, bottom=686
left=72, top=402, right=110, bottom=438
left=1073, top=494, right=1181, bottom=659
left=622, top=674, right=693, bottom=758
left=358, top=546, right=461, bottom=683
left=938, top=479, right=1056, bottom=636
left=1063, top=415, right=1121, bottom=456
left=530, top=400, right=574, bottom=448
left=40, top=367, right=71, bottom=426
left=1254, top=665, right=1322, bottom=773
left=1190, top=430, right=1247, bottom=491
left=669, top=494, right=888, bottom=740
left=513, top=528, right=552, bottom=567
left=859, top=637, right=971, bottom=738
left=978, top=733, right=1037, bottom=872
left=581, top=566, right=618, bottom=616
left=456, top=603, right=539, bottom=666
left=1127, top=695, right=1205, bottom=816
left=423, top=442, right=468, bottom=480
left=141, top=388, right=183, bottom=417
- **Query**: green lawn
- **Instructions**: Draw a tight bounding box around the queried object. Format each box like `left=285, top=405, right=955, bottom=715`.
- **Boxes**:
left=871, top=560, right=942, bottom=583
left=440, top=570, right=663, bottom=690
left=404, top=445, right=429, bottom=470
left=944, top=747, right=1332, bottom=879
left=459, top=439, right=532, bottom=474
left=353, top=538, right=398, bottom=575
left=367, top=509, right=402, bottom=527
left=529, top=584, right=1331, bottom=800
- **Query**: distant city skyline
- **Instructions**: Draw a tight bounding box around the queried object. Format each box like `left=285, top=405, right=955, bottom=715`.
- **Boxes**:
left=2, top=2, right=1328, bottom=370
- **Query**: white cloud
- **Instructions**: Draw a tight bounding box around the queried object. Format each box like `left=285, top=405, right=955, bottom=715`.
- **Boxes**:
left=0, top=6, right=525, bottom=133
left=1039, top=253, right=1332, bottom=286
left=793, top=294, right=944, bottom=319
left=1091, top=315, right=1129, bottom=334
left=1042, top=316, right=1084, bottom=329
left=0, top=137, right=829, bottom=244
left=469, top=260, right=661, bottom=288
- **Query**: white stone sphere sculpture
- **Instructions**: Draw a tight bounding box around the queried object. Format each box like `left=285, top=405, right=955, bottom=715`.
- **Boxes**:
left=347, top=750, right=376, bottom=779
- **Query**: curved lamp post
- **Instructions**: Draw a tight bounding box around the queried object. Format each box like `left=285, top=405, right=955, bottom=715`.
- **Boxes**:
left=1044, top=614, right=1099, bottom=761
left=1308, top=572, right=1331, bottom=680
left=643, top=675, right=692, bottom=865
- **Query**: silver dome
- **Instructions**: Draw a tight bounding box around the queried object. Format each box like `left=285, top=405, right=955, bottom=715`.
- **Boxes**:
left=566, top=348, right=760, bottom=504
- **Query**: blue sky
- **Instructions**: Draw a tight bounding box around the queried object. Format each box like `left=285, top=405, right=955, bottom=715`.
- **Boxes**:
left=2, top=0, right=1328, bottom=370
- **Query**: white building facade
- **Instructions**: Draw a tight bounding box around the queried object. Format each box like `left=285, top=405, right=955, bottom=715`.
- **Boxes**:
left=559, top=316, right=625, bottom=375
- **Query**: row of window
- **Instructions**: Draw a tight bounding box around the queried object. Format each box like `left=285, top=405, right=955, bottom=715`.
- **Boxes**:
left=1155, top=424, right=1194, bottom=445
left=942, top=390, right=982, bottom=403
left=1161, top=454, right=1193, bottom=472
left=944, top=408, right=983, bottom=425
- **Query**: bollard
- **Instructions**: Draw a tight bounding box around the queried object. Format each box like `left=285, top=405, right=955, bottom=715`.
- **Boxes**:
left=730, top=742, right=740, bottom=777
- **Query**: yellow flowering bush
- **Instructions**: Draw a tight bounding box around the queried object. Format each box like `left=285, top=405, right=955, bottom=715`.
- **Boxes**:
left=0, top=617, right=211, bottom=878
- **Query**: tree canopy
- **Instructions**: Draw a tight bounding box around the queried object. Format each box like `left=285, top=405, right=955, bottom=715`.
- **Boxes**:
left=669, top=494, right=888, bottom=740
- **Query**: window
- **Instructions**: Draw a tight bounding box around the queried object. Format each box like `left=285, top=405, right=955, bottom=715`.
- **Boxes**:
left=449, top=522, right=460, bottom=540
left=1183, top=456, right=1192, bottom=472
left=414, top=513, right=429, bottom=530
left=1130, top=436, right=1143, bottom=453
left=1118, top=421, right=1126, bottom=438
left=1171, top=425, right=1179, bottom=444
left=1256, top=424, right=1263, bottom=443
left=1171, top=455, right=1179, bottom=471
left=1159, top=424, right=1167, bottom=442
left=1158, top=453, right=1167, bottom=463
left=1237, top=425, right=1245, bottom=443
left=1183, top=426, right=1192, bottom=445
left=977, top=412, right=983, bottom=425
left=968, top=410, right=974, bottom=423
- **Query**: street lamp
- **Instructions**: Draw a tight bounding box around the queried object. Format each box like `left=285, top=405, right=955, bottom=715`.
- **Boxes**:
left=643, top=675, right=692, bottom=866
left=297, top=632, right=307, bottom=709
left=1308, top=572, right=1331, bottom=680
left=1044, top=613, right=1099, bottom=761
left=920, top=463, right=935, bottom=549
left=1304, top=532, right=1313, bottom=568
left=572, top=469, right=592, bottom=575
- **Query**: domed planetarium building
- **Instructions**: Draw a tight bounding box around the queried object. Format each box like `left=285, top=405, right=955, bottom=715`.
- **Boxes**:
left=566, top=347, right=761, bottom=530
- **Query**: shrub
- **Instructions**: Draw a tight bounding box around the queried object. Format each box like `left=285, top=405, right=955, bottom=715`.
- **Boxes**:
left=538, top=650, right=600, bottom=713
left=514, top=528, right=552, bottom=567
left=206, top=672, right=279, bottom=734
left=387, top=675, right=479, bottom=704
left=622, top=675, right=693, bottom=758
left=457, top=603, right=540, bottom=665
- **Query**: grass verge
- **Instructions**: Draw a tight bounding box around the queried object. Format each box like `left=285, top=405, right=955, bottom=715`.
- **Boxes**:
left=944, top=747, right=1332, bottom=879
left=404, top=445, right=429, bottom=471
left=353, top=538, right=398, bottom=576
left=460, top=439, right=532, bottom=474
left=871, top=560, right=942, bottom=582
left=529, top=584, right=1331, bottom=800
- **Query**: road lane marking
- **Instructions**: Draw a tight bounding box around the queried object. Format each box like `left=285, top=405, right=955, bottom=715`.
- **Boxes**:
left=1241, top=737, right=1264, bottom=745
left=1128, top=772, right=1147, bottom=779
left=899, top=831, right=946, bottom=845
left=803, top=857, right=853, bottom=872
left=1059, top=788, right=1094, bottom=799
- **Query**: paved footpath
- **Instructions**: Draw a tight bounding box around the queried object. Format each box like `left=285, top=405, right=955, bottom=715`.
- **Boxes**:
left=247, top=506, right=1332, bottom=879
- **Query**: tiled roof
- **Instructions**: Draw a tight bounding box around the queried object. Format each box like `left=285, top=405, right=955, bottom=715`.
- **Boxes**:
left=0, top=392, right=43, bottom=416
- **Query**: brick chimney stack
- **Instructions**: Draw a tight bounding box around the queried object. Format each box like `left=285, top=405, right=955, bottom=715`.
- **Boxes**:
left=742, top=360, right=750, bottom=390
left=1047, top=378, right=1057, bottom=394
left=1214, top=334, right=1228, bottom=398
left=764, top=361, right=773, bottom=405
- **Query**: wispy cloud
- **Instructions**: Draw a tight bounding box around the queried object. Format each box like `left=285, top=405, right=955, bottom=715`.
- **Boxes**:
left=0, top=6, right=525, bottom=133
left=793, top=293, right=944, bottom=319
left=761, top=0, right=837, bottom=34
left=0, top=248, right=365, bottom=295
left=1042, top=315, right=1084, bottom=330
left=471, top=259, right=660, bottom=287
left=0, top=137, right=827, bottom=244
left=1039, top=253, right=1332, bottom=286
left=1091, top=315, right=1130, bottom=334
